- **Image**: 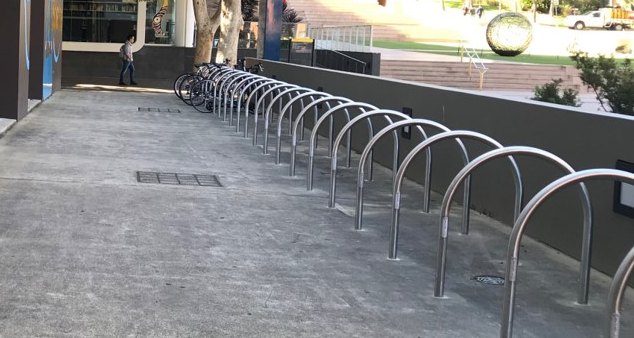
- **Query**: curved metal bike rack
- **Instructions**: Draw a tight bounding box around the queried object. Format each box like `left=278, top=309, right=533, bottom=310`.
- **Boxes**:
left=218, top=70, right=253, bottom=117
left=275, top=92, right=332, bottom=164
left=435, top=146, right=592, bottom=304
left=227, top=74, right=264, bottom=125
left=243, top=79, right=283, bottom=137
left=307, top=102, right=380, bottom=191
left=500, top=168, right=634, bottom=338
left=390, top=130, right=522, bottom=260
left=220, top=72, right=256, bottom=121
left=329, top=109, right=412, bottom=209
left=289, top=97, right=353, bottom=177
left=262, top=87, right=315, bottom=153
left=233, top=76, right=269, bottom=128
left=354, top=119, right=454, bottom=231
left=211, top=69, right=237, bottom=114
left=607, top=245, right=634, bottom=338
left=252, top=83, right=300, bottom=145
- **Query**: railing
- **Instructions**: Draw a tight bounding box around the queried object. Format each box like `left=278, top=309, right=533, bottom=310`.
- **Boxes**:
left=459, top=40, right=488, bottom=90
left=315, top=50, right=368, bottom=75
left=308, top=25, right=373, bottom=53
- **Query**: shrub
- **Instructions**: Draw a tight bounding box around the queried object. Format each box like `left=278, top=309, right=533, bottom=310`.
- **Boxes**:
left=572, top=53, right=634, bottom=115
left=532, top=79, right=581, bottom=107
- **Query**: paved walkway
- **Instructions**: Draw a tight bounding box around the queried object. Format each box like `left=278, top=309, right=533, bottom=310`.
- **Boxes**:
left=0, top=89, right=630, bottom=337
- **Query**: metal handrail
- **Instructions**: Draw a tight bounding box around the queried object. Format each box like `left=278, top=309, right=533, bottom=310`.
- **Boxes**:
left=460, top=40, right=488, bottom=90
left=308, top=24, right=373, bottom=53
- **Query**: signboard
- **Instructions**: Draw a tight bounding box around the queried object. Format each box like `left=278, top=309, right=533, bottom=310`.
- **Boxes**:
left=288, top=38, right=314, bottom=66
left=614, top=159, right=634, bottom=218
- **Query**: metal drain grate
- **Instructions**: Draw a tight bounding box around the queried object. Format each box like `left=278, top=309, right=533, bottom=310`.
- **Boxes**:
left=472, top=275, right=505, bottom=286
left=138, top=107, right=181, bottom=113
left=136, top=171, right=222, bottom=187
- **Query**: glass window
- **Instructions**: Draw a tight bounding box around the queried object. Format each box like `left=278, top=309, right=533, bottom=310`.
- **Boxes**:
left=63, top=0, right=138, bottom=43
left=145, top=0, right=175, bottom=44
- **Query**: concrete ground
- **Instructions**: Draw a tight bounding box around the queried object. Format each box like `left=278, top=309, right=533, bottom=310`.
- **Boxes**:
left=0, top=89, right=631, bottom=337
left=484, top=90, right=605, bottom=113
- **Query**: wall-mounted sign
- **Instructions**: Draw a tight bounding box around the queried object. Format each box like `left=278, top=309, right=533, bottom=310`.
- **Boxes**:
left=401, top=107, right=413, bottom=139
left=614, top=159, right=634, bottom=218
left=287, top=38, right=314, bottom=66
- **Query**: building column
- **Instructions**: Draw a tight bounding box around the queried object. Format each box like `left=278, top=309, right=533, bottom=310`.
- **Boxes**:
left=0, top=0, right=30, bottom=120
left=259, top=0, right=283, bottom=61
left=28, top=0, right=62, bottom=101
left=175, top=0, right=195, bottom=48
left=29, top=0, right=44, bottom=100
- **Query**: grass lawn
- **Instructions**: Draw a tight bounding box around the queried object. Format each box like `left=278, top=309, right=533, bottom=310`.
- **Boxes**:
left=445, top=1, right=506, bottom=12
left=373, top=40, right=458, bottom=51
left=374, top=40, right=580, bottom=66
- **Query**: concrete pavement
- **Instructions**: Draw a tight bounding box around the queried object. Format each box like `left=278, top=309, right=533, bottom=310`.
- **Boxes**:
left=0, top=89, right=630, bottom=337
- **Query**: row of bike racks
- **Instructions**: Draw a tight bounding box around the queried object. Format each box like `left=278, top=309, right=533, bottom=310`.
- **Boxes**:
left=178, top=66, right=633, bottom=338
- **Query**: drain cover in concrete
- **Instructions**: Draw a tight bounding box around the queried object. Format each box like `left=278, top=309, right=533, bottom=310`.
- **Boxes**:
left=472, top=275, right=505, bottom=285
left=136, top=171, right=222, bottom=187
left=138, top=107, right=181, bottom=113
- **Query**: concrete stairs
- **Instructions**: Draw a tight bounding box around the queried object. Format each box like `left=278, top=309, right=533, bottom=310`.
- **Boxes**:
left=289, top=0, right=465, bottom=42
left=289, top=0, right=419, bottom=27
left=380, top=60, right=586, bottom=92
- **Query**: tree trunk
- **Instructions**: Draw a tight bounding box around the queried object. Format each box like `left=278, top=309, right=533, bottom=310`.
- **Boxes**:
left=442, top=0, right=445, bottom=11
left=549, top=1, right=554, bottom=16
left=216, top=0, right=245, bottom=66
left=193, top=0, right=221, bottom=69
left=257, top=1, right=266, bottom=58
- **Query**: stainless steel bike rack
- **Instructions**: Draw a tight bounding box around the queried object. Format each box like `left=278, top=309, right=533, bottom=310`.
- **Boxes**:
left=435, top=146, right=592, bottom=304
left=607, top=245, right=634, bottom=338
left=289, top=97, right=353, bottom=177
left=211, top=69, right=237, bottom=115
left=275, top=92, right=332, bottom=165
left=227, top=74, right=264, bottom=124
left=354, top=119, right=454, bottom=231
left=252, top=83, right=300, bottom=145
left=243, top=80, right=283, bottom=137
left=389, top=130, right=520, bottom=260
left=234, top=76, right=269, bottom=129
left=262, top=87, right=315, bottom=154
left=220, top=72, right=255, bottom=121
left=501, top=168, right=634, bottom=338
left=217, top=70, right=251, bottom=117
left=307, top=102, right=380, bottom=191
left=329, top=109, right=411, bottom=209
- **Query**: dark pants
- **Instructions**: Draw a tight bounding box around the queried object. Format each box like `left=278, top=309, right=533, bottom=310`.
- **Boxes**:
left=119, top=60, right=135, bottom=83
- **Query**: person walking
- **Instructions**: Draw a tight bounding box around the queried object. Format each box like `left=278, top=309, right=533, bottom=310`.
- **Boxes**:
left=119, top=34, right=138, bottom=86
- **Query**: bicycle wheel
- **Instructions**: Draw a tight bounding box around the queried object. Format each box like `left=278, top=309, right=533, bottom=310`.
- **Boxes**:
left=173, top=72, right=192, bottom=99
left=178, top=75, right=201, bottom=105
left=190, top=80, right=213, bottom=113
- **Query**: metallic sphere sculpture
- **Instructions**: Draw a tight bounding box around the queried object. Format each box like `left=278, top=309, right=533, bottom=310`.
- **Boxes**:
left=486, top=13, right=533, bottom=57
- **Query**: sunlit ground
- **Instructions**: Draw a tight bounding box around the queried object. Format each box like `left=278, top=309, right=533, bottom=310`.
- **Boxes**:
left=67, top=83, right=173, bottom=94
